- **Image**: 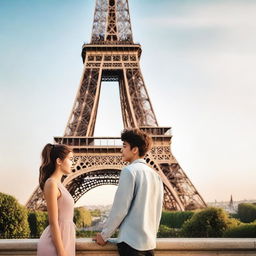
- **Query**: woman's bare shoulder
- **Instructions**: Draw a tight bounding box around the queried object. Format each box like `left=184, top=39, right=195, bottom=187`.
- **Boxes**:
left=44, top=178, right=58, bottom=192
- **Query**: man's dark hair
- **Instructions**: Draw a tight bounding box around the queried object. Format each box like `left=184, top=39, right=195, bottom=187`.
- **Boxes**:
left=121, top=128, right=152, bottom=157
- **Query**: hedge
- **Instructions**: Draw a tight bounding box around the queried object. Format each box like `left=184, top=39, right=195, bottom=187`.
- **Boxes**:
left=28, top=210, right=48, bottom=237
left=160, top=211, right=194, bottom=228
left=157, top=225, right=181, bottom=238
left=238, top=203, right=256, bottom=223
left=223, top=223, right=256, bottom=238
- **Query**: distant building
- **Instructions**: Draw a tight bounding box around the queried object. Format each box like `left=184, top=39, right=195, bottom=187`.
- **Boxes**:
left=228, top=195, right=236, bottom=213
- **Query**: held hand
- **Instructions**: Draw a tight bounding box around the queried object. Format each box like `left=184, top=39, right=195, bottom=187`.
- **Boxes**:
left=92, top=233, right=107, bottom=246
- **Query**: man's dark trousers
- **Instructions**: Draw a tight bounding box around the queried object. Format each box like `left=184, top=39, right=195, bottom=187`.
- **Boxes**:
left=117, top=242, right=154, bottom=256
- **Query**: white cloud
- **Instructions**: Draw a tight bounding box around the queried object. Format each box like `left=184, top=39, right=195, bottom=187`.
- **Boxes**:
left=143, top=2, right=256, bottom=29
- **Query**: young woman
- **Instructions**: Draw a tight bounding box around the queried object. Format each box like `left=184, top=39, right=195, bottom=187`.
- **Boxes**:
left=37, top=143, right=75, bottom=256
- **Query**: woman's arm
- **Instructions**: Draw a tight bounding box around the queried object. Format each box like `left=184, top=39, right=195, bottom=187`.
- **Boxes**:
left=44, top=180, right=67, bottom=256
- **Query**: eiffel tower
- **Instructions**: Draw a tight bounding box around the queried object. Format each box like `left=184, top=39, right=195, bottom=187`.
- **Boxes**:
left=26, top=0, right=206, bottom=211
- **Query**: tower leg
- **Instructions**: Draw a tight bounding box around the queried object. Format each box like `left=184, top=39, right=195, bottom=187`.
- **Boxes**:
left=119, top=65, right=158, bottom=128
left=65, top=67, right=103, bottom=136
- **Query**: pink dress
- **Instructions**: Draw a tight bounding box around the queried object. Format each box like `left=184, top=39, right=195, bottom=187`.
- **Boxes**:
left=37, top=180, right=76, bottom=256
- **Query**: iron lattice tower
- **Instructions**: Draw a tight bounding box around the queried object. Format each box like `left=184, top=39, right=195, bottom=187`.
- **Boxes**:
left=26, top=0, right=206, bottom=211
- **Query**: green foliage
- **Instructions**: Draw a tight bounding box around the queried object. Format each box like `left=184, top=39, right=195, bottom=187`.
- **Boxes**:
left=226, top=217, right=242, bottom=227
left=28, top=211, right=48, bottom=237
left=76, top=230, right=97, bottom=238
left=238, top=203, right=256, bottom=223
left=157, top=225, right=181, bottom=238
left=73, top=207, right=92, bottom=228
left=223, top=223, right=256, bottom=237
left=90, top=209, right=101, bottom=217
left=181, top=207, right=234, bottom=237
left=160, top=211, right=194, bottom=228
left=229, top=212, right=239, bottom=219
left=0, top=192, right=30, bottom=238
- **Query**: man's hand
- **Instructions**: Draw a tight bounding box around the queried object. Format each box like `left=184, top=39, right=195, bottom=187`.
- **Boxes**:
left=92, top=233, right=107, bottom=246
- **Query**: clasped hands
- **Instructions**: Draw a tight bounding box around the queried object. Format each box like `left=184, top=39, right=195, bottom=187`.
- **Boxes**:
left=92, top=233, right=107, bottom=246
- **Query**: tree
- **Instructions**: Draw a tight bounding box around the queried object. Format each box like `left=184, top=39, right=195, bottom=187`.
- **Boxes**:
left=28, top=210, right=48, bottom=237
left=73, top=207, right=92, bottom=228
left=181, top=207, right=234, bottom=237
left=0, top=192, right=30, bottom=238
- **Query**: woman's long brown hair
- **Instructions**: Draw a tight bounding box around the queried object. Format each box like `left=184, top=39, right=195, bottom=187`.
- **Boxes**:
left=39, top=143, right=72, bottom=191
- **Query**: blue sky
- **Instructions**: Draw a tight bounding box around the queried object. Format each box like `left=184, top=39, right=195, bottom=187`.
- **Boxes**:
left=1, top=0, right=256, bottom=206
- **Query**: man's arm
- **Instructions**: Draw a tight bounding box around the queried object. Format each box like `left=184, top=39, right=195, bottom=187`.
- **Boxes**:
left=99, top=167, right=135, bottom=242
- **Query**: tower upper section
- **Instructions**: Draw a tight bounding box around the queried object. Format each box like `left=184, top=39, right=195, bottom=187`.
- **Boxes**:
left=91, top=0, right=133, bottom=44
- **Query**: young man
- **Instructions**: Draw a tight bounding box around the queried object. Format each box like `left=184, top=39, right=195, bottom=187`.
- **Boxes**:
left=94, top=128, right=164, bottom=256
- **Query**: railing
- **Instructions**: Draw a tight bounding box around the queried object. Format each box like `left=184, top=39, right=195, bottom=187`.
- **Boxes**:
left=0, top=238, right=256, bottom=256
left=54, top=136, right=123, bottom=147
left=84, top=41, right=139, bottom=46
left=54, top=127, right=172, bottom=147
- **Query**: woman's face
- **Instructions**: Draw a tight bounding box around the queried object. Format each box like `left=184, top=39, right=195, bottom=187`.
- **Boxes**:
left=60, top=152, right=73, bottom=175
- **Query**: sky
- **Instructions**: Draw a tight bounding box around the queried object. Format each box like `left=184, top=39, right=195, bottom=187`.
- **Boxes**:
left=0, top=0, right=256, bottom=207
